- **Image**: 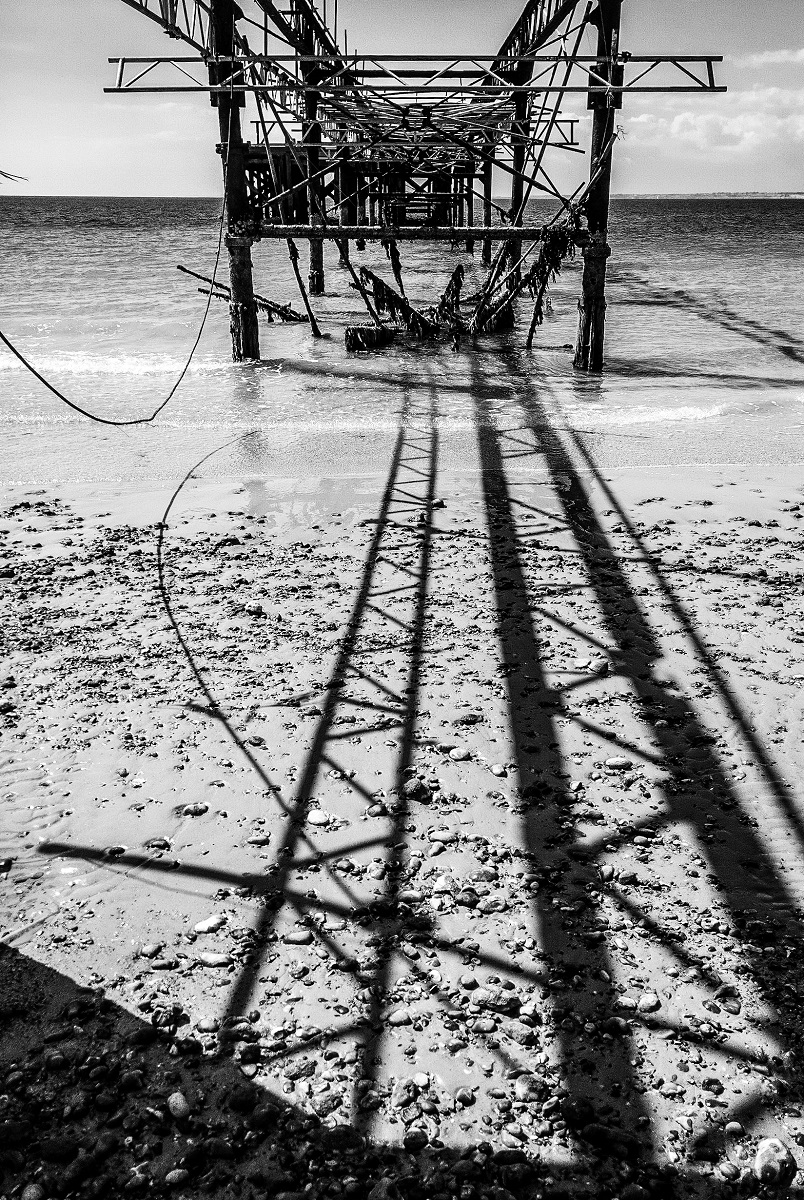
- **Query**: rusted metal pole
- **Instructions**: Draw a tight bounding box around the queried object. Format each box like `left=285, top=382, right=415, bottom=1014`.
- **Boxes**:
left=509, top=92, right=529, bottom=283
left=465, top=169, right=475, bottom=254
left=574, top=0, right=622, bottom=371
left=338, top=154, right=356, bottom=265
left=482, top=151, right=493, bottom=265
left=303, top=89, right=325, bottom=295
left=209, top=0, right=259, bottom=361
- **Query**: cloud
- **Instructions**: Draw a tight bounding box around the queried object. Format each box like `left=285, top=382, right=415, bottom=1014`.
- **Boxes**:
left=623, top=88, right=804, bottom=155
left=731, top=49, right=804, bottom=68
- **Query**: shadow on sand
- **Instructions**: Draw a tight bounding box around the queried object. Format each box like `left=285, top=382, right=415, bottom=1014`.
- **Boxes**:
left=6, top=353, right=804, bottom=1199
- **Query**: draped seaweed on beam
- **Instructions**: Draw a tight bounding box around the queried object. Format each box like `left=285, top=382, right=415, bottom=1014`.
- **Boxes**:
left=358, top=268, right=439, bottom=340
left=524, top=222, right=578, bottom=346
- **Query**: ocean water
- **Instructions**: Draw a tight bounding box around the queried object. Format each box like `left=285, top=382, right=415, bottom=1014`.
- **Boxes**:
left=1, top=195, right=803, bottom=487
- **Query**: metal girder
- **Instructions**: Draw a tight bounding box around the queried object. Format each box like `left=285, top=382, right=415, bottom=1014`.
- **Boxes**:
left=241, top=224, right=567, bottom=240
left=116, top=0, right=213, bottom=53
left=492, top=0, right=582, bottom=74
left=107, top=53, right=725, bottom=96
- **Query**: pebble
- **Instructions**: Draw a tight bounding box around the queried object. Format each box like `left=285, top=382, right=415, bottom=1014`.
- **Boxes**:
left=165, top=1169, right=190, bottom=1187
left=182, top=802, right=208, bottom=817
left=307, top=810, right=329, bottom=826
left=605, top=756, right=632, bottom=770
left=21, top=1187, right=45, bottom=1200
left=754, top=1138, right=797, bottom=1186
left=388, top=1008, right=412, bottom=1026
left=193, top=914, right=226, bottom=934
left=725, top=1121, right=745, bottom=1138
left=284, top=929, right=314, bottom=945
left=167, top=1091, right=191, bottom=1119
left=139, top=942, right=163, bottom=959
left=449, top=747, right=471, bottom=761
left=637, top=992, right=661, bottom=1013
left=490, top=764, right=507, bottom=777
left=196, top=951, right=232, bottom=968
left=514, top=1074, right=540, bottom=1102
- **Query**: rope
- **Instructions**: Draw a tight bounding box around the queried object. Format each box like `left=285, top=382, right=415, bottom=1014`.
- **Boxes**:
left=156, top=431, right=258, bottom=699
left=0, top=18, right=239, bottom=428
left=0, top=208, right=225, bottom=427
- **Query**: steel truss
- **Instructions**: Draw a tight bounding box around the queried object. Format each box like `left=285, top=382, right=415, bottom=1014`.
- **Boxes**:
left=110, top=0, right=725, bottom=366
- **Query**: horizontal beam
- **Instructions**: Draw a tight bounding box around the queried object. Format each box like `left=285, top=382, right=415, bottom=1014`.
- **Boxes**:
left=252, top=224, right=562, bottom=241
left=106, top=84, right=727, bottom=94
left=109, top=54, right=725, bottom=64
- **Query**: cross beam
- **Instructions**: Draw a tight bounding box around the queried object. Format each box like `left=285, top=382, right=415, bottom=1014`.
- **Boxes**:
left=107, top=53, right=726, bottom=96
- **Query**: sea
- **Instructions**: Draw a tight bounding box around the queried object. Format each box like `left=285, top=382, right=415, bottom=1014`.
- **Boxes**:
left=1, top=195, right=803, bottom=489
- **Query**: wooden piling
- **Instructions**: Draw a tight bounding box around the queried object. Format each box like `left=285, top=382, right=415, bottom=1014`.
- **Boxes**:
left=209, top=0, right=259, bottom=361
left=574, top=0, right=622, bottom=371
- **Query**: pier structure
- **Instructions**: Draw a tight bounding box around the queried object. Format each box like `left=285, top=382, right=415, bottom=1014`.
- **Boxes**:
left=111, top=0, right=724, bottom=367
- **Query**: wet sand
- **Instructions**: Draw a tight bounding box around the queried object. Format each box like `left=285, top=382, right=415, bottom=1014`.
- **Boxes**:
left=2, top=428, right=804, bottom=1197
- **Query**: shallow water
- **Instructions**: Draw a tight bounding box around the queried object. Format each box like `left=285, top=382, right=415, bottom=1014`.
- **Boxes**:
left=1, top=196, right=803, bottom=486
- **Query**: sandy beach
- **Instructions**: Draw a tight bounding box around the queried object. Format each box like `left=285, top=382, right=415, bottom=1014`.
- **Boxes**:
left=3, top=403, right=804, bottom=1198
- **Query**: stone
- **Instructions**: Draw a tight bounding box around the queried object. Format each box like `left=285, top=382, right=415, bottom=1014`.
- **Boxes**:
left=139, top=942, right=163, bottom=959
left=167, top=1092, right=191, bottom=1119
left=455, top=1087, right=475, bottom=1107
left=284, top=929, right=313, bottom=945
left=754, top=1138, right=797, bottom=1187
left=404, top=1128, right=428, bottom=1151
left=725, top=1121, right=745, bottom=1138
left=165, top=1169, right=190, bottom=1186
left=307, top=810, right=329, bottom=826
left=193, top=915, right=226, bottom=934
left=182, top=802, right=208, bottom=817
left=21, top=1187, right=46, bottom=1200
left=514, top=1074, right=540, bottom=1103
left=196, top=951, right=232, bottom=968
left=637, top=992, right=661, bottom=1013
left=449, top=748, right=471, bottom=761
left=605, top=757, right=632, bottom=770
left=388, top=1008, right=412, bottom=1027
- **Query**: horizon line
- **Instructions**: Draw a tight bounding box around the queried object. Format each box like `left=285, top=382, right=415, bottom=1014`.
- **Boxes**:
left=1, top=190, right=803, bottom=202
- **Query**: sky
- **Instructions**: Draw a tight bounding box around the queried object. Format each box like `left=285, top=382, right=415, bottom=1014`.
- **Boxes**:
left=1, top=0, right=803, bottom=196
